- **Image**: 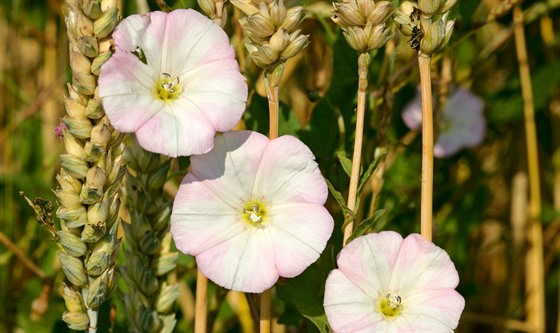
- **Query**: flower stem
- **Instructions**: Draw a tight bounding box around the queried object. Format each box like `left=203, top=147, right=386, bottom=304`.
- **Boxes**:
left=195, top=269, right=208, bottom=333
left=259, top=66, right=283, bottom=333
left=343, top=53, right=370, bottom=246
left=259, top=289, right=272, bottom=333
left=418, top=55, right=433, bottom=242
left=265, top=66, right=283, bottom=140
left=513, top=5, right=545, bottom=332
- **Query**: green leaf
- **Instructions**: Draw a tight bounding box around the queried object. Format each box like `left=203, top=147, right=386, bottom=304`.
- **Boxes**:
left=337, top=153, right=353, bottom=177
left=357, top=150, right=387, bottom=194
left=347, top=209, right=387, bottom=243
left=276, top=249, right=335, bottom=333
left=325, top=178, right=355, bottom=221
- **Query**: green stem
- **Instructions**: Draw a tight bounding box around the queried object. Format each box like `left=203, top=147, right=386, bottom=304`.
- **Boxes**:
left=418, top=55, right=433, bottom=242
left=513, top=5, right=545, bottom=332
left=342, top=53, right=370, bottom=246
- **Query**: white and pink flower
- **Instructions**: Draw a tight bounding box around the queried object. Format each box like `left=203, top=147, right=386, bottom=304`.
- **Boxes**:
left=402, top=87, right=485, bottom=158
left=99, top=9, right=247, bottom=157
left=171, top=130, right=334, bottom=293
left=324, top=231, right=465, bottom=332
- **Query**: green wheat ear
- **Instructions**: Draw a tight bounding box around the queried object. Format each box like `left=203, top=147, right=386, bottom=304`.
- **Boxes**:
left=54, top=0, right=124, bottom=331
left=119, top=135, right=179, bottom=333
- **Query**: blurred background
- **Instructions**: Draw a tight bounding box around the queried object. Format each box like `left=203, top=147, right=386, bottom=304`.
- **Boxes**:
left=0, top=0, right=559, bottom=332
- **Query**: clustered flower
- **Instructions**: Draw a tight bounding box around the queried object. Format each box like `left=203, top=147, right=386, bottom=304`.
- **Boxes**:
left=331, top=0, right=393, bottom=53
left=231, top=0, right=309, bottom=70
left=402, top=86, right=486, bottom=157
left=394, top=0, right=455, bottom=55
left=97, top=6, right=467, bottom=331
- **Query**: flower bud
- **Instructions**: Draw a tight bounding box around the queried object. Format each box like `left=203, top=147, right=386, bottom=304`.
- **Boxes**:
left=63, top=94, right=87, bottom=118
left=90, top=49, right=112, bottom=76
left=155, top=284, right=180, bottom=313
left=78, top=36, right=99, bottom=58
left=332, top=2, right=364, bottom=29
left=81, top=222, right=106, bottom=243
left=87, top=197, right=108, bottom=225
left=86, top=267, right=115, bottom=308
left=56, top=189, right=82, bottom=209
left=90, top=123, right=112, bottom=147
left=243, top=14, right=276, bottom=39
left=147, top=163, right=170, bottom=192
left=87, top=166, right=106, bottom=189
left=197, top=0, right=216, bottom=18
left=58, top=206, right=88, bottom=228
left=270, top=0, right=287, bottom=26
left=367, top=24, right=391, bottom=50
left=418, top=0, right=456, bottom=16
left=63, top=129, right=85, bottom=158
left=281, top=32, right=309, bottom=59
left=57, top=230, right=88, bottom=257
left=280, top=6, right=305, bottom=32
left=63, top=115, right=93, bottom=140
left=420, top=16, right=454, bottom=56
left=93, top=7, right=118, bottom=38
left=57, top=169, right=82, bottom=193
left=152, top=204, right=172, bottom=232
left=343, top=26, right=368, bottom=52
left=231, top=0, right=260, bottom=16
left=62, top=311, right=89, bottom=331
left=60, top=154, right=89, bottom=179
left=367, top=1, right=392, bottom=26
left=69, top=47, right=92, bottom=75
left=269, top=29, right=290, bottom=52
left=151, top=252, right=179, bottom=276
left=59, top=252, right=87, bottom=286
left=82, top=0, right=102, bottom=19
left=73, top=71, right=97, bottom=96
left=249, top=44, right=279, bottom=67
left=62, top=284, right=86, bottom=313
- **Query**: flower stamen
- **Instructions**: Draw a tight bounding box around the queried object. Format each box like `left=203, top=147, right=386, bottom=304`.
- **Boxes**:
left=378, top=292, right=403, bottom=319
left=242, top=201, right=267, bottom=227
left=155, top=73, right=182, bottom=102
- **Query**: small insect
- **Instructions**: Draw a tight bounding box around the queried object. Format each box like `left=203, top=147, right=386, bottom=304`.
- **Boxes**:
left=131, top=45, right=148, bottom=64
left=408, top=26, right=423, bottom=51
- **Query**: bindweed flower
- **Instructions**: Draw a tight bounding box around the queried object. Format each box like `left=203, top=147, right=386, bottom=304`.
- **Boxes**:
left=171, top=130, right=334, bottom=293
left=324, top=231, right=465, bottom=332
left=402, top=86, right=485, bottom=158
left=99, top=9, right=248, bottom=157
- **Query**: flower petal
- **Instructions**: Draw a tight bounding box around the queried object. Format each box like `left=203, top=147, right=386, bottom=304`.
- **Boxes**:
left=134, top=103, right=216, bottom=157
left=401, top=288, right=465, bottom=331
left=389, top=234, right=460, bottom=293
left=189, top=131, right=269, bottom=204
left=267, top=202, right=333, bottom=277
left=337, top=231, right=403, bottom=297
left=99, top=10, right=248, bottom=157
left=324, top=270, right=381, bottom=332
left=254, top=135, right=328, bottom=204
left=183, top=60, right=248, bottom=132
left=171, top=174, right=244, bottom=256
left=195, top=228, right=278, bottom=293
left=161, top=9, right=237, bottom=74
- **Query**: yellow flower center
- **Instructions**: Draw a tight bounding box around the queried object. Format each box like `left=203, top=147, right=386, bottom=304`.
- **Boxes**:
left=377, top=293, right=403, bottom=319
left=242, top=201, right=267, bottom=227
left=154, top=73, right=182, bottom=102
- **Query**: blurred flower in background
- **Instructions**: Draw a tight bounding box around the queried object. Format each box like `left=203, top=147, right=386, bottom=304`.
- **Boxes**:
left=99, top=9, right=247, bottom=157
left=402, top=86, right=485, bottom=158
left=324, top=231, right=465, bottom=332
